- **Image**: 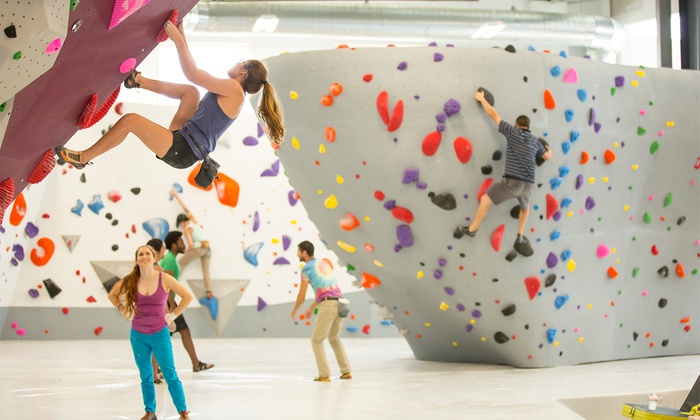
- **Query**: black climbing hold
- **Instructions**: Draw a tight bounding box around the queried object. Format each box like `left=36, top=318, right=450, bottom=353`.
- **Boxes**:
left=4, top=24, right=17, bottom=39
left=80, top=173, right=86, bottom=183
left=492, top=150, right=502, bottom=161
left=544, top=274, right=556, bottom=288
left=657, top=266, right=669, bottom=278
left=658, top=298, right=667, bottom=308
left=501, top=304, right=516, bottom=316
left=111, top=244, right=119, bottom=251
left=492, top=278, right=499, bottom=282
left=677, top=216, right=685, bottom=225
left=523, top=76, right=528, bottom=82
left=510, top=205, right=521, bottom=219
left=42, top=278, right=62, bottom=299
left=481, top=165, right=493, bottom=175
left=476, top=87, right=495, bottom=106
left=105, top=213, right=113, bottom=220
left=475, top=302, right=481, bottom=306
left=419, top=262, right=425, bottom=266
left=429, top=192, right=456, bottom=210
left=633, top=332, right=639, bottom=341
left=661, top=339, right=669, bottom=347
left=532, top=108, right=537, bottom=113
left=111, top=219, right=118, bottom=226
left=459, top=253, right=465, bottom=258
left=536, top=138, right=549, bottom=166
left=524, top=324, right=529, bottom=330
left=505, top=250, right=517, bottom=262
left=505, top=45, right=516, bottom=53
left=672, top=259, right=678, bottom=264
left=130, top=187, right=141, bottom=195
left=494, top=331, right=510, bottom=344
left=537, top=183, right=543, bottom=188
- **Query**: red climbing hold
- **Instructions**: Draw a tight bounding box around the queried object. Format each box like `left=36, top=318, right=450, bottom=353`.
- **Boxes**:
left=362, top=324, right=371, bottom=334
left=607, top=266, right=618, bottom=279
left=422, top=131, right=442, bottom=156
left=361, top=272, right=381, bottom=289
left=376, top=91, right=389, bottom=125
left=676, top=263, right=685, bottom=278
left=580, top=151, right=589, bottom=164
left=156, top=10, right=178, bottom=43
left=544, top=89, right=556, bottom=110
left=339, top=213, right=360, bottom=231
left=94, top=326, right=103, bottom=335
left=453, top=137, right=473, bottom=164
left=651, top=244, right=659, bottom=255
left=491, top=224, right=505, bottom=252
left=88, top=86, right=120, bottom=128
left=477, top=178, right=494, bottom=202
left=524, top=276, right=541, bottom=300
left=546, top=194, right=559, bottom=220
left=0, top=178, right=13, bottom=225
left=107, top=190, right=122, bottom=203
left=115, top=102, right=124, bottom=115
left=604, top=149, right=616, bottom=164
left=363, top=74, right=373, bottom=82
left=391, top=206, right=414, bottom=224
left=386, top=99, right=404, bottom=132
left=374, top=190, right=385, bottom=201
left=28, top=150, right=56, bottom=184
left=77, top=94, right=98, bottom=128
left=86, top=295, right=97, bottom=303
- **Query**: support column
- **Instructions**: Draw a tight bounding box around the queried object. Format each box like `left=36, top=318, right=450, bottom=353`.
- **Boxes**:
left=679, top=0, right=699, bottom=70
left=656, top=0, right=672, bottom=68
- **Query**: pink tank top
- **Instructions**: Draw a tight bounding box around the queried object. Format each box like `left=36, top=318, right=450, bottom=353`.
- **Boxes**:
left=131, top=273, right=168, bottom=334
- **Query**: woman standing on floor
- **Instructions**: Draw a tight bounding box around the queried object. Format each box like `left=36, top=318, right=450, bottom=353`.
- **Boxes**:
left=108, top=244, right=193, bottom=420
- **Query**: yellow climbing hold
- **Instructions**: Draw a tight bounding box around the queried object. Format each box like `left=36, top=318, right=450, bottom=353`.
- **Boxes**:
left=417, top=270, right=424, bottom=279
left=635, top=70, right=646, bottom=77
left=373, top=259, right=384, bottom=267
left=364, top=216, right=370, bottom=222
left=469, top=319, right=476, bottom=325
left=481, top=337, right=486, bottom=342
left=624, top=205, right=629, bottom=212
left=579, top=337, right=584, bottom=343
left=611, top=247, right=617, bottom=253
left=587, top=303, right=593, bottom=310
left=271, top=238, right=280, bottom=244
left=324, top=194, right=338, bottom=209
left=631, top=80, right=639, bottom=87
left=588, top=177, right=595, bottom=184
left=317, top=189, right=323, bottom=195
left=613, top=142, right=619, bottom=148
left=290, top=90, right=299, bottom=100
left=452, top=342, right=458, bottom=347
left=336, top=174, right=344, bottom=184
left=567, top=211, right=574, bottom=218
left=425, top=322, right=431, bottom=327
left=439, top=302, right=449, bottom=311
left=553, top=341, right=560, bottom=347
left=602, top=177, right=609, bottom=183
left=616, top=258, right=620, bottom=264
left=291, top=220, right=298, bottom=225
left=336, top=240, right=356, bottom=253
left=631, top=165, right=639, bottom=170
left=292, top=137, right=300, bottom=150
left=319, top=144, right=326, bottom=154
left=567, top=258, right=576, bottom=272
left=666, top=121, right=675, bottom=127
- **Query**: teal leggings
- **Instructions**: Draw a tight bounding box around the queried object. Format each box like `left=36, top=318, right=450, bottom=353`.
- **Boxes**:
left=130, top=327, right=187, bottom=413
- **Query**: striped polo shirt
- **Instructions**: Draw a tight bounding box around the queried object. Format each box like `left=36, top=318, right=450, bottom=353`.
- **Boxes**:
left=498, top=120, right=546, bottom=184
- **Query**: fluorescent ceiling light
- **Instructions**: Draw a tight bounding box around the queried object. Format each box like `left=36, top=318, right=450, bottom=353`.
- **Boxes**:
left=253, top=15, right=279, bottom=33
left=471, top=21, right=505, bottom=39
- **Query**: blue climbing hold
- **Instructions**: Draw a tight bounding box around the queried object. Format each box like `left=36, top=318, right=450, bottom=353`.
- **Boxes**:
left=559, top=165, right=570, bottom=178
left=561, top=250, right=572, bottom=261
left=561, top=198, right=572, bottom=208
left=554, top=295, right=569, bottom=309
left=550, top=65, right=561, bottom=77
left=87, top=194, right=104, bottom=215
left=199, top=296, right=218, bottom=320
left=562, top=141, right=571, bottom=155
left=570, top=130, right=580, bottom=143
left=550, top=177, right=563, bottom=190
left=142, top=218, right=169, bottom=240
left=550, top=230, right=561, bottom=241
left=565, top=109, right=574, bottom=122
left=244, top=242, right=264, bottom=267
left=577, top=89, right=587, bottom=102
left=547, top=328, right=557, bottom=343
left=71, top=199, right=84, bottom=216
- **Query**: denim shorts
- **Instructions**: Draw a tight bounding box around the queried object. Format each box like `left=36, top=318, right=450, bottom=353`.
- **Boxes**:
left=158, top=130, right=199, bottom=169
left=487, top=177, right=534, bottom=209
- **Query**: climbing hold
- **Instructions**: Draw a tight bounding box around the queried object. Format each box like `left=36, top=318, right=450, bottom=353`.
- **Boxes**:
left=585, top=196, right=596, bottom=210
left=142, top=218, right=169, bottom=240
left=402, top=168, right=420, bottom=184
left=428, top=192, right=456, bottom=210
left=28, top=150, right=56, bottom=184
left=386, top=100, right=404, bottom=132
left=46, top=37, right=62, bottom=54
left=213, top=173, right=240, bottom=208
left=567, top=258, right=576, bottom=272
left=391, top=206, right=414, bottom=224
left=444, top=99, right=461, bottom=117
left=651, top=244, right=659, bottom=256
left=337, top=240, right=357, bottom=253
left=87, top=195, right=104, bottom=215
left=434, top=52, right=444, bottom=62
left=257, top=297, right=267, bottom=312
left=550, top=65, right=561, bottom=77
left=493, top=150, right=502, bottom=161
left=396, top=224, right=413, bottom=247
left=4, top=24, right=17, bottom=38
left=329, top=82, right=343, bottom=96
left=676, top=263, right=685, bottom=278
left=156, top=10, right=178, bottom=42
left=361, top=272, right=381, bottom=288
left=282, top=235, right=292, bottom=251
left=320, top=95, right=334, bottom=106
left=554, top=295, right=569, bottom=309
left=562, top=141, right=571, bottom=155
left=549, top=230, right=561, bottom=241
left=71, top=199, right=84, bottom=216
left=325, top=127, right=336, bottom=143
left=543, top=89, right=556, bottom=109
left=501, top=304, right=516, bottom=316
left=43, top=278, right=62, bottom=298
left=577, top=89, right=587, bottom=102
left=550, top=178, right=562, bottom=190
left=490, top=224, right=505, bottom=252
left=477, top=178, right=494, bottom=202
left=614, top=76, right=625, bottom=87
left=545, top=274, right=556, bottom=287
left=0, top=178, right=15, bottom=224
left=243, top=242, right=264, bottom=267
left=481, top=165, right=493, bottom=175
left=31, top=238, right=55, bottom=267
left=663, top=193, right=672, bottom=207
left=477, top=87, right=495, bottom=106
left=604, top=149, right=616, bottom=164
left=658, top=266, right=669, bottom=277
left=376, top=91, right=390, bottom=125
left=362, top=74, right=373, bottom=82
left=273, top=257, right=289, bottom=265
left=494, top=332, right=510, bottom=344
left=678, top=216, right=686, bottom=225
left=546, top=194, right=559, bottom=220
left=289, top=91, right=299, bottom=100
left=588, top=108, right=596, bottom=126
left=107, top=190, right=122, bottom=203
left=564, top=109, right=574, bottom=122
left=397, top=61, right=407, bottom=70
left=597, top=244, right=610, bottom=258
left=643, top=212, right=651, bottom=224
left=650, top=141, right=659, bottom=154
left=252, top=211, right=260, bottom=232
left=524, top=276, right=541, bottom=300
left=453, top=137, right=472, bottom=164
left=9, top=192, right=27, bottom=226
left=288, top=190, right=299, bottom=206
left=659, top=298, right=668, bottom=308
left=607, top=266, right=618, bottom=279
left=324, top=194, right=338, bottom=209
left=580, top=151, right=589, bottom=164
left=546, top=252, right=558, bottom=269
left=547, top=328, right=557, bottom=344
left=562, top=68, right=578, bottom=83
left=339, top=213, right=360, bottom=231
left=25, top=222, right=39, bottom=238
left=505, top=250, right=517, bottom=262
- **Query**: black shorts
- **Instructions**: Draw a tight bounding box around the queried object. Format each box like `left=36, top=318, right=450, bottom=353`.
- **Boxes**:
left=158, top=130, right=199, bottom=169
left=167, top=300, right=189, bottom=334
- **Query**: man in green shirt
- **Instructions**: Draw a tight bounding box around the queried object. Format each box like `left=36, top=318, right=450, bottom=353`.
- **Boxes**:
left=161, top=231, right=213, bottom=372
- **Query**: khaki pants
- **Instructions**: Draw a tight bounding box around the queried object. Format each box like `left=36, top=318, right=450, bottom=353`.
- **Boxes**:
left=311, top=300, right=351, bottom=378
left=178, top=247, right=211, bottom=292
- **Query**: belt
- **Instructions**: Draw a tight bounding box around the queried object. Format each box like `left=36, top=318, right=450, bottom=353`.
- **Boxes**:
left=321, top=297, right=339, bottom=301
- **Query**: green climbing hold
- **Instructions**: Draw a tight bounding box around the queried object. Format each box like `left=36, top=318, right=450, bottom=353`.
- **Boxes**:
left=632, top=267, right=640, bottom=278
left=346, top=264, right=355, bottom=272
left=13, top=51, right=21, bottom=60
left=628, top=186, right=633, bottom=190
left=0, top=102, right=5, bottom=112
left=692, top=268, right=698, bottom=275
left=649, top=101, right=654, bottom=106
left=643, top=212, right=651, bottom=224
left=663, top=193, right=672, bottom=207
left=667, top=226, right=671, bottom=231
left=650, top=141, right=659, bottom=154
left=611, top=87, right=616, bottom=96
left=637, top=126, right=646, bottom=136
left=70, top=0, right=80, bottom=10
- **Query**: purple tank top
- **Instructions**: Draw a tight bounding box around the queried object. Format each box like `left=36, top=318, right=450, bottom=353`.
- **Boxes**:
left=131, top=273, right=168, bottom=334
left=181, top=92, right=236, bottom=159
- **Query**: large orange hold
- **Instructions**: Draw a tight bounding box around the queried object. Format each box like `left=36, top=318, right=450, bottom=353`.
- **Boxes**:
left=361, top=272, right=381, bottom=289
left=544, top=89, right=556, bottom=110
left=31, top=237, right=55, bottom=266
left=339, top=213, right=360, bottom=231
left=214, top=172, right=240, bottom=208
left=604, top=149, right=616, bottom=164
left=10, top=192, right=26, bottom=226
left=580, top=151, right=589, bottom=164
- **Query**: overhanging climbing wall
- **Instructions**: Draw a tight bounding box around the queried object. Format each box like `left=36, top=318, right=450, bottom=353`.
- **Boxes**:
left=263, top=46, right=700, bottom=367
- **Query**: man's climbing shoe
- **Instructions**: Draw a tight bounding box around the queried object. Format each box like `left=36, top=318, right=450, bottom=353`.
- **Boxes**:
left=514, top=235, right=534, bottom=257
left=340, top=372, right=352, bottom=380
left=123, top=70, right=141, bottom=89
left=54, top=146, right=90, bottom=169
left=453, top=226, right=476, bottom=239
left=313, top=376, right=331, bottom=382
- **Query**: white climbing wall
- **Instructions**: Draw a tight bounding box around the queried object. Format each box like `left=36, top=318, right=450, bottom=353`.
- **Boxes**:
left=264, top=46, right=700, bottom=367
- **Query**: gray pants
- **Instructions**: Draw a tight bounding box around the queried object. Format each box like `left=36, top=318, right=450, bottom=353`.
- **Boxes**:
left=487, top=177, right=534, bottom=210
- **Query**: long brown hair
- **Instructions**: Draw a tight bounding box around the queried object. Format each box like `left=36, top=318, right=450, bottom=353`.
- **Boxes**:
left=241, top=60, right=285, bottom=145
left=118, top=245, right=156, bottom=319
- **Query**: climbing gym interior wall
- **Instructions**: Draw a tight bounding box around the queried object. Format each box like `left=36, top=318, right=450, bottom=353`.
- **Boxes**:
left=265, top=46, right=700, bottom=367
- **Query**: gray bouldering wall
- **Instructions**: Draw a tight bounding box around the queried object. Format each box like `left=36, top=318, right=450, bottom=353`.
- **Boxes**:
left=261, top=46, right=700, bottom=367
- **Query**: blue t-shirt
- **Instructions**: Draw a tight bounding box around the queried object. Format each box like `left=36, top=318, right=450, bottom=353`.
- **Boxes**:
left=181, top=92, right=236, bottom=158
left=301, top=258, right=342, bottom=302
left=498, top=120, right=546, bottom=184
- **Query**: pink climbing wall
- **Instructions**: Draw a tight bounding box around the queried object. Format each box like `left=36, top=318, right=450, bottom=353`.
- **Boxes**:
left=264, top=45, right=700, bottom=367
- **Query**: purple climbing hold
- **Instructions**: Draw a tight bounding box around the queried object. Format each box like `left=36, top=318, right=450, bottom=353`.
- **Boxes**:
left=435, top=112, right=447, bottom=123
left=428, top=42, right=438, bottom=47
left=588, top=108, right=596, bottom=126
left=456, top=303, right=465, bottom=311
left=594, top=122, right=602, bottom=133
left=396, top=224, right=413, bottom=247
left=614, top=76, right=625, bottom=87
left=546, top=252, right=559, bottom=268
left=438, top=258, right=447, bottom=267
left=472, top=309, right=482, bottom=318
left=552, top=211, right=562, bottom=222
left=257, top=297, right=267, bottom=311
left=465, top=324, right=474, bottom=332
left=436, top=123, right=446, bottom=132
left=12, top=244, right=25, bottom=261
left=252, top=211, right=260, bottom=232
left=288, top=190, right=298, bottom=206
left=273, top=257, right=290, bottom=265
left=261, top=159, right=280, bottom=177
left=397, top=61, right=408, bottom=71
left=25, top=222, right=39, bottom=238
left=585, top=196, right=596, bottom=210
left=416, top=181, right=428, bottom=190
left=444, top=99, right=461, bottom=117
left=282, top=235, right=292, bottom=250
left=444, top=286, right=454, bottom=295
left=243, top=136, right=259, bottom=146
left=433, top=269, right=442, bottom=279
left=257, top=122, right=264, bottom=137
left=576, top=174, right=584, bottom=190
left=402, top=168, right=420, bottom=184
left=434, top=52, right=444, bottom=62
left=384, top=199, right=397, bottom=210
left=394, top=245, right=402, bottom=252
left=28, top=289, right=40, bottom=298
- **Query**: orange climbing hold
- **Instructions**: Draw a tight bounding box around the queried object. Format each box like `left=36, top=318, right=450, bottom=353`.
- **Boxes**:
left=676, top=263, right=685, bottom=278
left=491, top=224, right=505, bottom=252
left=544, top=89, right=556, bottom=110
left=329, top=82, right=343, bottom=96
left=386, top=99, right=404, bottom=132
left=546, top=194, right=559, bottom=220
left=580, top=151, right=589, bottom=164
left=607, top=266, right=618, bottom=279
left=187, top=163, right=214, bottom=191
left=453, top=137, right=473, bottom=164
left=29, top=150, right=56, bottom=184
left=391, top=206, right=414, bottom=224
left=325, top=127, right=336, bottom=143
left=214, top=172, right=240, bottom=208
left=361, top=272, right=381, bottom=289
left=9, top=192, right=26, bottom=226
left=477, top=178, right=494, bottom=202
left=422, top=131, right=442, bottom=156
left=604, top=149, right=616, bottom=164
left=339, top=213, right=360, bottom=231
left=376, top=91, right=389, bottom=125
left=320, top=95, right=334, bottom=106
left=680, top=317, right=691, bottom=323
left=30, top=237, right=55, bottom=266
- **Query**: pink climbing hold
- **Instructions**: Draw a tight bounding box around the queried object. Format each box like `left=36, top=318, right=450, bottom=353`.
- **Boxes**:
left=525, top=276, right=541, bottom=300
left=46, top=38, right=62, bottom=54
left=376, top=91, right=389, bottom=125
left=339, top=213, right=360, bottom=231
left=477, top=178, right=494, bottom=202
left=546, top=194, right=559, bottom=220
left=491, top=224, right=505, bottom=252
left=386, top=100, right=404, bottom=132
left=422, top=131, right=442, bottom=156
left=391, top=206, right=414, bottom=224
left=119, top=58, right=137, bottom=74
left=109, top=0, right=151, bottom=30
left=597, top=244, right=610, bottom=258
left=562, top=68, right=579, bottom=83
left=453, top=137, right=473, bottom=164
